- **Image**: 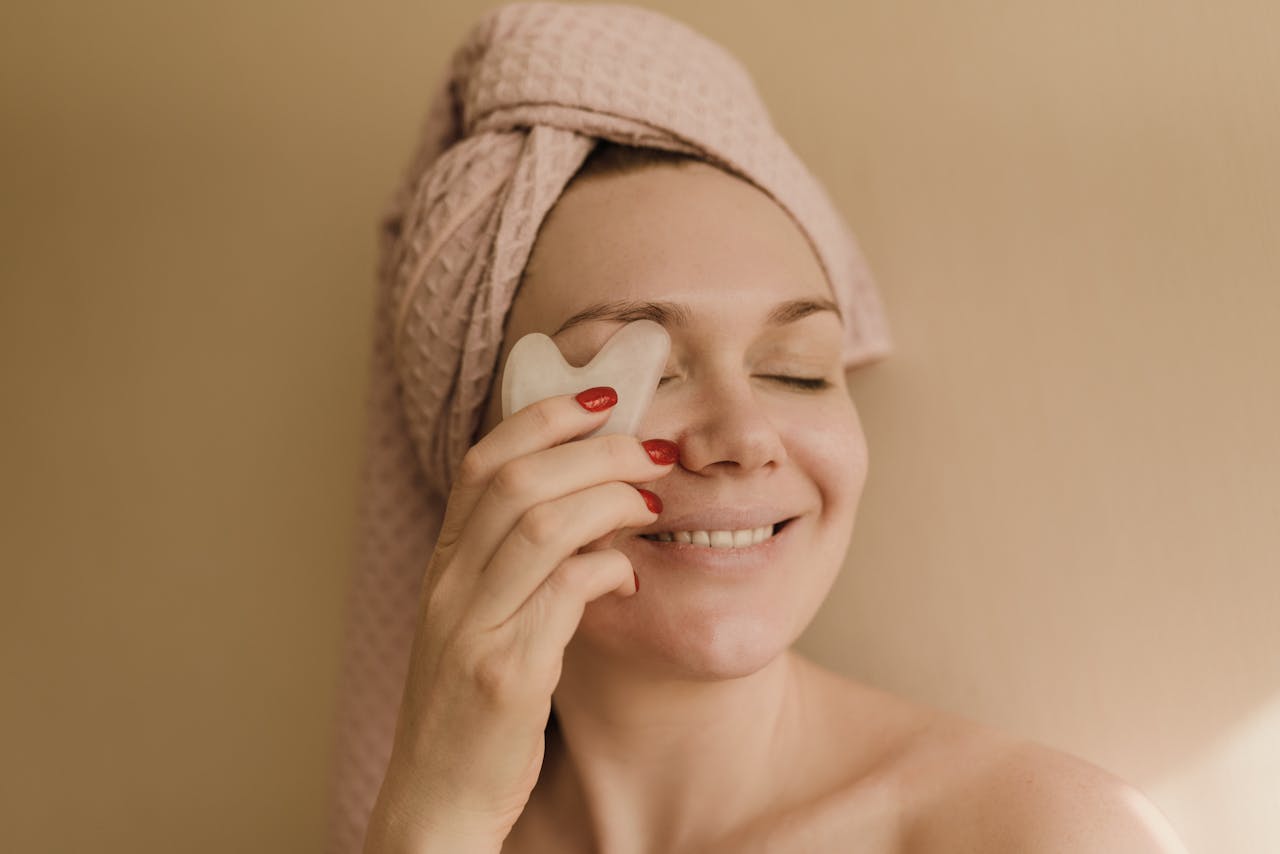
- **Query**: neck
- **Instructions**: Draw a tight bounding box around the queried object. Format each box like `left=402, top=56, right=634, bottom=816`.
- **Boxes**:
left=536, top=644, right=809, bottom=854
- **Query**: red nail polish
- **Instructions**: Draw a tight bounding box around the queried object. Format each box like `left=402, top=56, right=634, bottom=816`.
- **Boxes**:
left=633, top=570, right=640, bottom=592
left=635, top=488, right=663, bottom=514
left=641, top=438, right=679, bottom=466
left=576, top=386, right=618, bottom=412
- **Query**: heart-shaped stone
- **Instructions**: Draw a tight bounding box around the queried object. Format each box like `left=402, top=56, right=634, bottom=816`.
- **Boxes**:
left=500, top=319, right=672, bottom=438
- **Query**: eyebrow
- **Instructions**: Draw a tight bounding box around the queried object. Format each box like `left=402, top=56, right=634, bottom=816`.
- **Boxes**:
left=550, top=296, right=842, bottom=338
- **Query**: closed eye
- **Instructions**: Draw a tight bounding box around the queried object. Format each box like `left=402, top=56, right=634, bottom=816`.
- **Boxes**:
left=657, top=376, right=832, bottom=391
left=770, top=376, right=831, bottom=390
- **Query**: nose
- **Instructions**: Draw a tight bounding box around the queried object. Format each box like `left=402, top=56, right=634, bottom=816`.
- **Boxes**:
left=668, top=375, right=787, bottom=474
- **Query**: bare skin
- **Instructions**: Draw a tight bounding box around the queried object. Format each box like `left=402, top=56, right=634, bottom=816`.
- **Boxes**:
left=505, top=650, right=1188, bottom=853
left=364, top=159, right=1187, bottom=853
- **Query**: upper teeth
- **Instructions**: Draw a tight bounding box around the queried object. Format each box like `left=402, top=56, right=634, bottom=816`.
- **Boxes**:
left=641, top=526, right=775, bottom=548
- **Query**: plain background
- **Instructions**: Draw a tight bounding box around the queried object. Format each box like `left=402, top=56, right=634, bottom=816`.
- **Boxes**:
left=2, top=1, right=1276, bottom=851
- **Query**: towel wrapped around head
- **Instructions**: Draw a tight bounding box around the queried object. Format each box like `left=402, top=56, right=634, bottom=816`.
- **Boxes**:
left=325, top=2, right=893, bottom=851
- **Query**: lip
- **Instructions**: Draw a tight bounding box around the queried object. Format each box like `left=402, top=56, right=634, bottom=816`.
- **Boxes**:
left=634, top=507, right=797, bottom=537
left=628, top=516, right=799, bottom=573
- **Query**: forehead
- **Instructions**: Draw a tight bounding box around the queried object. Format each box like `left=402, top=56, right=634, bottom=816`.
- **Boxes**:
left=509, top=162, right=834, bottom=333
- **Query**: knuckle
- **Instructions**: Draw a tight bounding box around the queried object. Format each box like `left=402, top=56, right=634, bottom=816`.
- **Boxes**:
left=553, top=557, right=592, bottom=593
left=456, top=445, right=490, bottom=488
left=602, top=433, right=639, bottom=467
left=518, top=502, right=563, bottom=547
left=470, top=649, right=519, bottom=706
left=542, top=564, right=590, bottom=613
left=491, top=458, right=536, bottom=501
left=449, top=634, right=520, bottom=707
left=526, top=397, right=556, bottom=434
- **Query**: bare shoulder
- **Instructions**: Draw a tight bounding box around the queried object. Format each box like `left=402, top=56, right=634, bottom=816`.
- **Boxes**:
left=902, top=724, right=1189, bottom=854
left=780, top=656, right=1187, bottom=854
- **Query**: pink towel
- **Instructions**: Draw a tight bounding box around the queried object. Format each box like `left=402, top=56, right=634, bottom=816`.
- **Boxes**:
left=325, top=3, right=893, bottom=851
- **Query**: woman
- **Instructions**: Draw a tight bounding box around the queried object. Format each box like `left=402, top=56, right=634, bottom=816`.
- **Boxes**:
left=332, top=4, right=1187, bottom=852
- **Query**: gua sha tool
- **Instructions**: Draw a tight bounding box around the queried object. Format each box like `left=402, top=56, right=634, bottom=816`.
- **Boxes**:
left=500, top=319, right=671, bottom=439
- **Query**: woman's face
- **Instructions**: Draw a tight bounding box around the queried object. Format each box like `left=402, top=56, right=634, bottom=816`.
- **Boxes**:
left=476, top=161, right=868, bottom=679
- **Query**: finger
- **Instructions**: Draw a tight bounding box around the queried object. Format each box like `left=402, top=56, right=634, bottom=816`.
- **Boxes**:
left=435, top=387, right=619, bottom=552
left=465, top=480, right=657, bottom=629
left=515, top=548, right=637, bottom=656
left=447, top=432, right=673, bottom=585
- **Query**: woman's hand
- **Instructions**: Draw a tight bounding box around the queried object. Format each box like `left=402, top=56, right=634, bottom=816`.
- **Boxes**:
left=362, top=386, right=676, bottom=853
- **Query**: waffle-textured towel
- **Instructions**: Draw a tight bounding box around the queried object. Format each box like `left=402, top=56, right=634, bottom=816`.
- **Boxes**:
left=326, top=3, right=893, bottom=850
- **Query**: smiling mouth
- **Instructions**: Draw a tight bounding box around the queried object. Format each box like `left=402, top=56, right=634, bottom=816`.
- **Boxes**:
left=637, top=518, right=795, bottom=548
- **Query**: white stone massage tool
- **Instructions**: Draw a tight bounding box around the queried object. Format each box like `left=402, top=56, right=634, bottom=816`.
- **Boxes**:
left=500, top=319, right=672, bottom=438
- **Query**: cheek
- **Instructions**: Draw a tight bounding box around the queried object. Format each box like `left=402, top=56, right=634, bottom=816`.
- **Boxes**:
left=786, top=393, right=868, bottom=509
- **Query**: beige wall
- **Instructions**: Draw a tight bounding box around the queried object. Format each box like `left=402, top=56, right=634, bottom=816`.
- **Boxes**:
left=2, top=1, right=1275, bottom=851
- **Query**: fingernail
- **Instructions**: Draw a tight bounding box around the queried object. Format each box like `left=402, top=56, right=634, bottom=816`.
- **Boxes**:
left=634, top=487, right=663, bottom=514
left=641, top=439, right=679, bottom=466
left=576, top=386, right=618, bottom=412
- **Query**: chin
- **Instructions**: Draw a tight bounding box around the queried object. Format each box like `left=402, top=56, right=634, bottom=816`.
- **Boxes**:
left=575, top=596, right=804, bottom=681
left=568, top=517, right=849, bottom=680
